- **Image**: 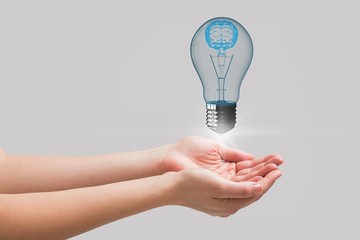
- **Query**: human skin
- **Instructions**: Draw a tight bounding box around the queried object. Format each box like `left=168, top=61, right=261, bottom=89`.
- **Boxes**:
left=0, top=136, right=282, bottom=193
left=0, top=136, right=283, bottom=239
left=0, top=168, right=281, bottom=239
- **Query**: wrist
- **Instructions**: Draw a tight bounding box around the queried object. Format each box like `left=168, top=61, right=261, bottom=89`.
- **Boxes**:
left=158, top=171, right=183, bottom=206
left=149, top=143, right=176, bottom=174
left=125, top=145, right=173, bottom=177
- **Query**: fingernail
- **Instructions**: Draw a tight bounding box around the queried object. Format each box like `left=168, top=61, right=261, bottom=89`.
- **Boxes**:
left=252, top=184, right=262, bottom=195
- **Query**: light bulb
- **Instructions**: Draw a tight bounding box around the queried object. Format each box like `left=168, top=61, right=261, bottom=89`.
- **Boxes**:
left=191, top=17, right=253, bottom=134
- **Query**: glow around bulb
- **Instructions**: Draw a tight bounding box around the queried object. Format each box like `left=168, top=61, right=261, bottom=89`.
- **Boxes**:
left=191, top=17, right=253, bottom=134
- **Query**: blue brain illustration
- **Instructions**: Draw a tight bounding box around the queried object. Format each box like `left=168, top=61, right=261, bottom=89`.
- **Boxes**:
left=205, top=20, right=238, bottom=52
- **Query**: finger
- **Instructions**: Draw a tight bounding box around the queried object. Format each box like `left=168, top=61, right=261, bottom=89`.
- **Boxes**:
left=231, top=175, right=262, bottom=182
left=248, top=176, right=263, bottom=182
left=233, top=164, right=278, bottom=182
left=218, top=143, right=254, bottom=162
left=236, top=156, right=283, bottom=175
left=265, top=155, right=284, bottom=166
left=236, top=158, right=267, bottom=173
left=257, top=169, right=282, bottom=195
left=236, top=159, right=261, bottom=173
left=219, top=181, right=263, bottom=199
left=263, top=154, right=283, bottom=161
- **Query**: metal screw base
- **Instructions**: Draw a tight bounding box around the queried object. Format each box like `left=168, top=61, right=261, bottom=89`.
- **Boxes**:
left=206, top=102, right=236, bottom=134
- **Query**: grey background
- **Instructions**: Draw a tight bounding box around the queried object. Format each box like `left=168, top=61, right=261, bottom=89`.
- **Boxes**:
left=0, top=0, right=359, bottom=239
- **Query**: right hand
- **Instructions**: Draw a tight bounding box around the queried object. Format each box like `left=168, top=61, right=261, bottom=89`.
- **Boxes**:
left=167, top=167, right=282, bottom=217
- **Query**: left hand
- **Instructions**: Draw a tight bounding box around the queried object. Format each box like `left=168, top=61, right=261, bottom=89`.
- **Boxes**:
left=161, top=136, right=283, bottom=181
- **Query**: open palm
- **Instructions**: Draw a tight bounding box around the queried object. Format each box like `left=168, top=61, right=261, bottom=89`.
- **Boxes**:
left=163, top=136, right=283, bottom=181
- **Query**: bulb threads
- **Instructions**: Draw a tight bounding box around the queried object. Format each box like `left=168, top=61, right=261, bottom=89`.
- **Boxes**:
left=206, top=102, right=236, bottom=134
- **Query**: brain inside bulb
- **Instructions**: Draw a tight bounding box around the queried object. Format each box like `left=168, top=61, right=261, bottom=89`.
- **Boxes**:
left=205, top=20, right=238, bottom=53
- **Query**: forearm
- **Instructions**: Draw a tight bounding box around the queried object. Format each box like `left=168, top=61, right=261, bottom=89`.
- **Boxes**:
left=0, top=146, right=172, bottom=193
left=0, top=173, right=175, bottom=240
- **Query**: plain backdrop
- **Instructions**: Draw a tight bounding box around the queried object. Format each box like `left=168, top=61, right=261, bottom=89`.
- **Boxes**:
left=0, top=0, right=359, bottom=239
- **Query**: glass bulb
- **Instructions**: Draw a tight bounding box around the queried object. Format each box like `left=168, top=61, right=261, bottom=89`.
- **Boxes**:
left=190, top=17, right=253, bottom=134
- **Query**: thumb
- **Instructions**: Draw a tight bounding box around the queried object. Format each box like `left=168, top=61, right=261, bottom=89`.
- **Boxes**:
left=219, top=181, right=263, bottom=199
left=218, top=143, right=254, bottom=162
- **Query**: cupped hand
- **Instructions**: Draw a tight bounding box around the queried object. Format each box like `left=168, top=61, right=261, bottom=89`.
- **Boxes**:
left=162, top=136, right=283, bottom=181
left=168, top=167, right=282, bottom=217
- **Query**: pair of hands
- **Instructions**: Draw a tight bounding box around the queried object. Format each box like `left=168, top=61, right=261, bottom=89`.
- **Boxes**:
left=160, top=136, right=283, bottom=217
